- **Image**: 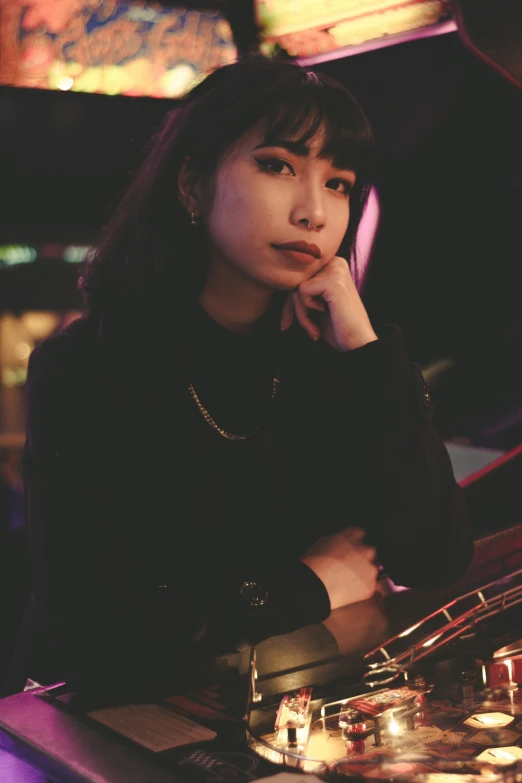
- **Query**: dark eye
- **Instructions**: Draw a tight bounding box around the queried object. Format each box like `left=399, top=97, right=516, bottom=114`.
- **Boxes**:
left=329, top=178, right=353, bottom=196
left=255, top=157, right=294, bottom=175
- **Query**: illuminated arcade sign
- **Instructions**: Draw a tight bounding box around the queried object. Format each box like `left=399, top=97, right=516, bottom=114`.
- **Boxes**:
left=0, top=244, right=92, bottom=267
left=63, top=246, right=91, bottom=264
left=256, top=0, right=452, bottom=60
left=0, top=245, right=37, bottom=267
left=0, top=1, right=236, bottom=99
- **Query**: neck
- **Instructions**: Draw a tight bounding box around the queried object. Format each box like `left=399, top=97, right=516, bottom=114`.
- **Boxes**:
left=198, top=260, right=274, bottom=334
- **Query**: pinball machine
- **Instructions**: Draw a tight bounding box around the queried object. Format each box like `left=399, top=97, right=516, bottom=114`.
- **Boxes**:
left=243, top=542, right=522, bottom=783
left=0, top=526, right=522, bottom=783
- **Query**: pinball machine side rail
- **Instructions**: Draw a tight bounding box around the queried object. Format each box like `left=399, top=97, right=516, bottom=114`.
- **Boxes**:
left=363, top=568, right=522, bottom=685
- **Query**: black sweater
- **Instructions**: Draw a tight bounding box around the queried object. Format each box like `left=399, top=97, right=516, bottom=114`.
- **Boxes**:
left=21, top=299, right=473, bottom=699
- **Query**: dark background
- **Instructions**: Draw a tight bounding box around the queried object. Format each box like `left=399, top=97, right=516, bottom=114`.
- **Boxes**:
left=1, top=30, right=521, bottom=445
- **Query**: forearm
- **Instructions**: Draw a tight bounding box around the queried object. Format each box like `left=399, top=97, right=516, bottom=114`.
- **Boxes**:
left=194, top=558, right=330, bottom=660
left=26, top=462, right=330, bottom=698
left=367, top=415, right=473, bottom=588
left=332, top=325, right=473, bottom=589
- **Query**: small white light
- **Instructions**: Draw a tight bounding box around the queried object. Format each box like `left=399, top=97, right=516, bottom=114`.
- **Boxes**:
left=482, top=665, right=487, bottom=686
left=388, top=717, right=401, bottom=735
left=423, top=633, right=443, bottom=648
left=477, top=746, right=522, bottom=765
left=489, top=749, right=517, bottom=761
left=15, top=342, right=31, bottom=360
left=399, top=622, right=422, bottom=638
left=476, top=715, right=499, bottom=725
left=505, top=659, right=515, bottom=685
left=465, top=712, right=515, bottom=729
left=58, top=77, right=74, bottom=91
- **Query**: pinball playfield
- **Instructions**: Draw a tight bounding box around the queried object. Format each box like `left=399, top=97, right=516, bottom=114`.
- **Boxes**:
left=246, top=568, right=522, bottom=782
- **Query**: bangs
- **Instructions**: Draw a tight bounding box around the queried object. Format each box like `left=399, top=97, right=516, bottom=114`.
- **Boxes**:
left=259, top=77, right=374, bottom=174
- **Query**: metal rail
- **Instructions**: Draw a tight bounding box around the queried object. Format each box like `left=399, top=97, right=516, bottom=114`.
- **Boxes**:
left=364, top=568, right=522, bottom=686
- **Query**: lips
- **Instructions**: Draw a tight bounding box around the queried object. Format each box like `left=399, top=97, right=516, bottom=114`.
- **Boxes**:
left=272, top=241, right=321, bottom=259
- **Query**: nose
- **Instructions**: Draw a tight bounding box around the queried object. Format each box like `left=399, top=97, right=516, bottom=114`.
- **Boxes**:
left=299, top=217, right=323, bottom=231
left=292, top=181, right=326, bottom=231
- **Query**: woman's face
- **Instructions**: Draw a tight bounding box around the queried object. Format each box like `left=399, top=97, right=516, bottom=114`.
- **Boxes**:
left=203, top=124, right=357, bottom=292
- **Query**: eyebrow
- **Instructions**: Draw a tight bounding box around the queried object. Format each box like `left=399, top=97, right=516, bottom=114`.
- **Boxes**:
left=253, top=139, right=310, bottom=158
left=253, top=138, right=355, bottom=174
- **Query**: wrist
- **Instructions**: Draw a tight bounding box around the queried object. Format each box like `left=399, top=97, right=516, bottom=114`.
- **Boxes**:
left=338, top=328, right=379, bottom=352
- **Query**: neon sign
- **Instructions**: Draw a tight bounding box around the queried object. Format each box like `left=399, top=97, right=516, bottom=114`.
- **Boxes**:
left=257, top=0, right=451, bottom=59
left=0, top=1, right=237, bottom=98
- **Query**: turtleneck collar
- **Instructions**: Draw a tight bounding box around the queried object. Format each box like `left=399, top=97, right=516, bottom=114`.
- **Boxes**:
left=185, top=292, right=285, bottom=354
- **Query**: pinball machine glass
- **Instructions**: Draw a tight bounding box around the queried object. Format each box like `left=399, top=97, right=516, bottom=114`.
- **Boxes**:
left=246, top=567, right=522, bottom=782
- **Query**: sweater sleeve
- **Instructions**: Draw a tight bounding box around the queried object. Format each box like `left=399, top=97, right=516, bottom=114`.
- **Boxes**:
left=327, top=324, right=474, bottom=589
left=23, top=334, right=330, bottom=699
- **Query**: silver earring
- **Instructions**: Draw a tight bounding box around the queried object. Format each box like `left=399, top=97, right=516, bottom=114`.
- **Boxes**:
left=191, top=212, right=199, bottom=226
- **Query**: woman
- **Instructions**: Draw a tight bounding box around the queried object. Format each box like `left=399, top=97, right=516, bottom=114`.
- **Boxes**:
left=19, top=55, right=472, bottom=701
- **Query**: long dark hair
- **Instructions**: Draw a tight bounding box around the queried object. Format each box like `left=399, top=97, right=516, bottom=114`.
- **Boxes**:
left=79, top=54, right=375, bottom=316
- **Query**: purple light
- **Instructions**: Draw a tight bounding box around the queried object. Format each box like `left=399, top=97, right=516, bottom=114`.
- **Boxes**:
left=352, top=187, right=380, bottom=291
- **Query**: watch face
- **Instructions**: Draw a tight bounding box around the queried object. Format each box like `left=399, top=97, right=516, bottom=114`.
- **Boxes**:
left=240, top=581, right=268, bottom=607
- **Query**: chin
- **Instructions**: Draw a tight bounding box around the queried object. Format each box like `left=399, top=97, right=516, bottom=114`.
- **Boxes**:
left=260, top=268, right=313, bottom=292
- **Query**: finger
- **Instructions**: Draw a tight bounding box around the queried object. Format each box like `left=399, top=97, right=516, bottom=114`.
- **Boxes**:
left=301, top=292, right=326, bottom=313
left=361, top=563, right=379, bottom=599
left=339, top=527, right=366, bottom=544
left=363, top=545, right=377, bottom=563
left=281, top=296, right=294, bottom=331
left=292, top=292, right=320, bottom=341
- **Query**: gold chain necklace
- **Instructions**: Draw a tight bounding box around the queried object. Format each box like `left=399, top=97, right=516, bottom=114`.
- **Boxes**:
left=188, top=375, right=280, bottom=441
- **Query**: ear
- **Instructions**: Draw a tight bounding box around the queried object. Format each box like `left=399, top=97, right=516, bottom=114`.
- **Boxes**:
left=177, top=155, right=202, bottom=216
